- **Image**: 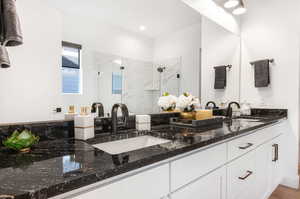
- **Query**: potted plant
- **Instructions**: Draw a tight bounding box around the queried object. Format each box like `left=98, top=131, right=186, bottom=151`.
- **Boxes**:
left=158, top=92, right=178, bottom=112
left=2, top=130, right=39, bottom=153
left=176, top=92, right=200, bottom=120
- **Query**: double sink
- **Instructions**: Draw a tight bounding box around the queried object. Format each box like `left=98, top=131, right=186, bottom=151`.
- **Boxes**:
left=93, top=116, right=266, bottom=155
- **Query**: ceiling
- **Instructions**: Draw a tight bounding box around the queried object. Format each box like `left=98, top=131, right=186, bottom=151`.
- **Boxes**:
left=45, top=0, right=202, bottom=38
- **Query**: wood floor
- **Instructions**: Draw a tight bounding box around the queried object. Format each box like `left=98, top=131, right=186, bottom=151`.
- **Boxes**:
left=268, top=165, right=300, bottom=199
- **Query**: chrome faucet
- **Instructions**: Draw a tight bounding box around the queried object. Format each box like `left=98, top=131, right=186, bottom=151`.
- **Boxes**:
left=111, top=103, right=129, bottom=134
left=226, top=101, right=241, bottom=118
left=91, top=102, right=104, bottom=117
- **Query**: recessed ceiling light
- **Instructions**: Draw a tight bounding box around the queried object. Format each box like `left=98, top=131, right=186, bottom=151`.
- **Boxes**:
left=224, top=0, right=239, bottom=8
left=139, top=25, right=146, bottom=31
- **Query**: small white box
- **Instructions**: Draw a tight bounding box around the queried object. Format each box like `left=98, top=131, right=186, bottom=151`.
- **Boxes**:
left=74, top=115, right=94, bottom=128
left=75, top=127, right=95, bottom=140
left=136, top=123, right=151, bottom=131
left=64, top=113, right=78, bottom=120
left=136, top=115, right=151, bottom=124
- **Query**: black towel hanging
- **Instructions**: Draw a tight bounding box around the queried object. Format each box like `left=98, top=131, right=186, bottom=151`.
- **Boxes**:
left=214, top=65, right=229, bottom=89
left=251, top=59, right=271, bottom=87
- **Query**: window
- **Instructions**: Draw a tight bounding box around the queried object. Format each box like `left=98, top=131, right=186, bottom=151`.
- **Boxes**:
left=62, top=41, right=82, bottom=94
left=112, top=72, right=122, bottom=94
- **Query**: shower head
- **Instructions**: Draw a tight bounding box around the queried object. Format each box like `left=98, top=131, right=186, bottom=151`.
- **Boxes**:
left=157, top=66, right=166, bottom=73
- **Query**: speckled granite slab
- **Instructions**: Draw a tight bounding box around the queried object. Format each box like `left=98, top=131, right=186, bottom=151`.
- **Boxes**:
left=0, top=114, right=286, bottom=199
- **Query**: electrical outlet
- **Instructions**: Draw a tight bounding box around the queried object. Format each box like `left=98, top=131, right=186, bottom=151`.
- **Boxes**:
left=53, top=107, right=62, bottom=113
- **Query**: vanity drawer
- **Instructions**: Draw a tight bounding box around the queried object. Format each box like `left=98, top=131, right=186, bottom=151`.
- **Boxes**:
left=70, top=164, right=169, bottom=199
left=227, top=150, right=256, bottom=199
left=228, top=129, right=270, bottom=161
left=170, top=143, right=227, bottom=191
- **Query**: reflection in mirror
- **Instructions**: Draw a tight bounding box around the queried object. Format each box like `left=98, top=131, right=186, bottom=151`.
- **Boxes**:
left=45, top=0, right=202, bottom=117
left=201, top=17, right=241, bottom=109
left=0, top=0, right=241, bottom=123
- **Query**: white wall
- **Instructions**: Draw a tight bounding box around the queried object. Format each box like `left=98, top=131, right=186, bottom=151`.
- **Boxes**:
left=201, top=17, right=240, bottom=106
left=153, top=23, right=202, bottom=97
left=240, top=0, right=300, bottom=188
left=0, top=0, right=63, bottom=124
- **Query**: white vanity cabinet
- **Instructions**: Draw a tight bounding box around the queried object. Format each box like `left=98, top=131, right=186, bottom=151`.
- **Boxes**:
left=70, top=164, right=169, bottom=199
left=170, top=143, right=227, bottom=191
left=227, top=125, right=283, bottom=199
left=171, top=167, right=226, bottom=199
left=269, top=135, right=283, bottom=193
left=227, top=150, right=256, bottom=199
left=254, top=142, right=272, bottom=199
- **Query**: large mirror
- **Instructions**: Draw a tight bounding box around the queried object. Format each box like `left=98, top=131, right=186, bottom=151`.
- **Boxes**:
left=0, top=0, right=241, bottom=123
left=200, top=16, right=241, bottom=108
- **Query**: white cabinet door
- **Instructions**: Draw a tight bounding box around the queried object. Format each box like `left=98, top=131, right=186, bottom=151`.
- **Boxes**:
left=71, top=164, right=169, bottom=199
left=171, top=167, right=226, bottom=199
left=227, top=151, right=256, bottom=199
left=269, top=136, right=283, bottom=192
left=255, top=143, right=271, bottom=199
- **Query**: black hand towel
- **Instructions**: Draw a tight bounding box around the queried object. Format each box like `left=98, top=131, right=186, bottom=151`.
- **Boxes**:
left=214, top=66, right=227, bottom=89
left=0, top=0, right=5, bottom=43
left=0, top=45, right=10, bottom=68
left=253, top=59, right=270, bottom=87
left=1, top=0, right=23, bottom=46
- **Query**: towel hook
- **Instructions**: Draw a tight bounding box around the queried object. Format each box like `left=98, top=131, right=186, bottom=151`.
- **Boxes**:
left=250, top=59, right=274, bottom=66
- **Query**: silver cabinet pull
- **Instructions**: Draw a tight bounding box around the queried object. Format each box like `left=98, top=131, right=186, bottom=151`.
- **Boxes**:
left=272, top=144, right=279, bottom=162
left=238, top=143, right=253, bottom=150
left=238, top=170, right=253, bottom=180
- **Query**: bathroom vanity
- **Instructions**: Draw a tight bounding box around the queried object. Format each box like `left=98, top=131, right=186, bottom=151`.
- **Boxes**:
left=0, top=111, right=288, bottom=199
left=0, top=0, right=299, bottom=199
left=55, top=119, right=285, bottom=199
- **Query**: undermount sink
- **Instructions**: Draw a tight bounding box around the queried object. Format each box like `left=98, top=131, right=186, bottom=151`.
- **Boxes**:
left=93, top=136, right=171, bottom=155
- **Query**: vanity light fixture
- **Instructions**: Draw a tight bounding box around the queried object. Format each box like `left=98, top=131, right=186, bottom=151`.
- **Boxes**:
left=232, top=0, right=247, bottom=15
left=223, top=0, right=247, bottom=15
left=139, top=25, right=146, bottom=31
left=224, top=0, right=239, bottom=8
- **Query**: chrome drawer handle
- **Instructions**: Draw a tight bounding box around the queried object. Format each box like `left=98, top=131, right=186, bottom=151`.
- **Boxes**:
left=238, top=170, right=253, bottom=180
left=239, top=143, right=253, bottom=150
left=272, top=144, right=279, bottom=162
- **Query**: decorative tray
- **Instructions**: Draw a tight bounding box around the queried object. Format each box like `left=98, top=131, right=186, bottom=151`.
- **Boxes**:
left=170, top=117, right=224, bottom=129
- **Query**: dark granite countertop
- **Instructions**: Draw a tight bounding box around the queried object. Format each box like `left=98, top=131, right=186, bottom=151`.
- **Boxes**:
left=0, top=116, right=286, bottom=199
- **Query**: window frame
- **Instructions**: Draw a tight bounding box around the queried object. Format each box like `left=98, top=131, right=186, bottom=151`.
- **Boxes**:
left=61, top=41, right=83, bottom=95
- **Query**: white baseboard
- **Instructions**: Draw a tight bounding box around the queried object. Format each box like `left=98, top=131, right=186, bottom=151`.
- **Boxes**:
left=280, top=175, right=299, bottom=189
